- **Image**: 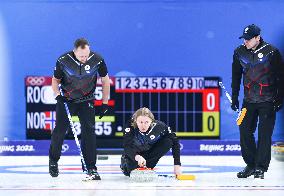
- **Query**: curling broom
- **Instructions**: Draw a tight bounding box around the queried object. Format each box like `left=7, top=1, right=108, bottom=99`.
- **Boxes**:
left=219, top=82, right=247, bottom=126
left=158, top=174, right=196, bottom=180
left=176, top=174, right=196, bottom=180
left=131, top=167, right=196, bottom=182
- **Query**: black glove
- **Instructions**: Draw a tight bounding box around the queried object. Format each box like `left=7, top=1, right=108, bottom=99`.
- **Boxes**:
left=99, top=103, right=109, bottom=119
left=231, top=96, right=239, bottom=111
left=55, top=95, right=69, bottom=103
left=274, top=98, right=283, bottom=112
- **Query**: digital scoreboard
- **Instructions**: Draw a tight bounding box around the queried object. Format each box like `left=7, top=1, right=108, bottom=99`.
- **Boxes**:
left=26, top=76, right=220, bottom=141
left=114, top=77, right=220, bottom=138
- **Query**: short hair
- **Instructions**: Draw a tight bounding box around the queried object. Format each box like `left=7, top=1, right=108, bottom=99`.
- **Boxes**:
left=74, top=38, right=89, bottom=49
left=131, top=107, right=155, bottom=128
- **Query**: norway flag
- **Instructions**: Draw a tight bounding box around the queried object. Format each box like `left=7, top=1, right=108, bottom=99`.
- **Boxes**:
left=44, top=111, right=56, bottom=130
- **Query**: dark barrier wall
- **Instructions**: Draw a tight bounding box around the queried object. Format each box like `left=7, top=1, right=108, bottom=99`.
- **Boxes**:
left=0, top=0, right=283, bottom=140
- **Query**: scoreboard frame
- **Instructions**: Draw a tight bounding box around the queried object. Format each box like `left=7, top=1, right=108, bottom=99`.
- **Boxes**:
left=114, top=76, right=220, bottom=138
left=25, top=76, right=221, bottom=142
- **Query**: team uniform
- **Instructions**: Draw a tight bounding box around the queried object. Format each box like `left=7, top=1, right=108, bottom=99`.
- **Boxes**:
left=232, top=38, right=284, bottom=177
left=120, top=120, right=181, bottom=176
left=49, top=51, right=108, bottom=177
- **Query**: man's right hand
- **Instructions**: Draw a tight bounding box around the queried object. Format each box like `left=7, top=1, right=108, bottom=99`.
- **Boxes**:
left=231, top=96, right=239, bottom=111
left=135, top=155, right=146, bottom=167
left=55, top=95, right=69, bottom=103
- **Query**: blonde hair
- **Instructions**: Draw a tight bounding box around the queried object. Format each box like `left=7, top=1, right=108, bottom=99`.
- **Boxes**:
left=131, top=107, right=155, bottom=128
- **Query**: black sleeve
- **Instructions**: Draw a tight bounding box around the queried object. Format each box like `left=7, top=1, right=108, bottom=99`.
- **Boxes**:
left=53, top=60, right=63, bottom=79
left=98, top=60, right=108, bottom=77
left=231, top=51, right=243, bottom=98
left=165, top=126, right=181, bottom=165
left=122, top=121, right=137, bottom=161
left=271, top=49, right=284, bottom=100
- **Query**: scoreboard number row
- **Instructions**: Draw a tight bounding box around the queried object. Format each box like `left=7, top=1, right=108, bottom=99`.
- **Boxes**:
left=116, top=77, right=205, bottom=90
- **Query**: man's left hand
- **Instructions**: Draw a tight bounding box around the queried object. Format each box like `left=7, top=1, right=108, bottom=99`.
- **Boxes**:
left=174, top=165, right=182, bottom=176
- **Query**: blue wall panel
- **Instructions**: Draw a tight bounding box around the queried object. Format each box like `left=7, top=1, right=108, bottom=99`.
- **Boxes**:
left=0, top=0, right=283, bottom=140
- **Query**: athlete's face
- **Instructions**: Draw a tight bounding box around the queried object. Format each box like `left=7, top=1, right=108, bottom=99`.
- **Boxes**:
left=74, top=45, right=90, bottom=63
left=243, top=35, right=260, bottom=50
left=136, top=115, right=152, bottom=132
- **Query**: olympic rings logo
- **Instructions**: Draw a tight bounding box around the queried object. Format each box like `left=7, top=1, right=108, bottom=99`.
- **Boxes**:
left=26, top=77, right=45, bottom=86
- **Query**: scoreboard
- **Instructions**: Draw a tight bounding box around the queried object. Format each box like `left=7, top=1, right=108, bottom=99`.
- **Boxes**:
left=26, top=76, right=220, bottom=141
left=114, top=77, right=220, bottom=138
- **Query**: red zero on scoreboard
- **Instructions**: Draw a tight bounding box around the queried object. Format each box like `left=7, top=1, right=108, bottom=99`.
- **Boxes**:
left=202, top=89, right=220, bottom=112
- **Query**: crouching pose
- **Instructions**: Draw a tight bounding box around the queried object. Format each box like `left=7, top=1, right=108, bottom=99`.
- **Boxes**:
left=120, top=107, right=181, bottom=176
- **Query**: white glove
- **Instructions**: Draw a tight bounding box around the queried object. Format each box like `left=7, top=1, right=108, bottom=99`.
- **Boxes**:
left=135, top=155, right=146, bottom=167
left=174, top=165, right=182, bottom=176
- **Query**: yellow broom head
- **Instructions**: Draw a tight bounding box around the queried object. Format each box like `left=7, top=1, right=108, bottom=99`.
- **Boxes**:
left=176, top=174, right=196, bottom=180
left=236, top=108, right=247, bottom=126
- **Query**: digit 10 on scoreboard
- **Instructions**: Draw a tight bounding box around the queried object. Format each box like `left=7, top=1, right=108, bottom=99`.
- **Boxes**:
left=115, top=77, right=220, bottom=138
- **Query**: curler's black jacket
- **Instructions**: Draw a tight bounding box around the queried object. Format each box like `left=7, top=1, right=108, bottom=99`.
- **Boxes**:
left=231, top=38, right=284, bottom=103
left=54, top=51, right=108, bottom=102
left=123, top=120, right=181, bottom=165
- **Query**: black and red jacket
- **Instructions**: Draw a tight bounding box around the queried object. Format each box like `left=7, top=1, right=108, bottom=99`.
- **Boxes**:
left=231, top=38, right=284, bottom=103
left=53, top=51, right=108, bottom=102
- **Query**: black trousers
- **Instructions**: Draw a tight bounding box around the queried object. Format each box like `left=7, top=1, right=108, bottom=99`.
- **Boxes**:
left=49, top=101, right=97, bottom=170
left=239, top=101, right=276, bottom=171
left=120, top=136, right=173, bottom=176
